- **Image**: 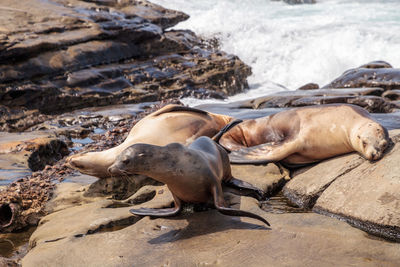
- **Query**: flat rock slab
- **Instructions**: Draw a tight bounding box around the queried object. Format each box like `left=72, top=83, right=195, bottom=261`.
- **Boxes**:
left=283, top=154, right=364, bottom=209
left=231, top=163, right=289, bottom=196
left=22, top=198, right=400, bottom=267
left=314, top=140, right=400, bottom=241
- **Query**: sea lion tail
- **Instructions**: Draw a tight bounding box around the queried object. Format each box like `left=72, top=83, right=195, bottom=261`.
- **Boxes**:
left=212, top=119, right=243, bottom=143
left=152, top=104, right=209, bottom=117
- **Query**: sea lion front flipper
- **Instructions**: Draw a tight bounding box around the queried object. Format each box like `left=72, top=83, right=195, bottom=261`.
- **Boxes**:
left=130, top=195, right=182, bottom=217
left=129, top=207, right=181, bottom=217
left=229, top=142, right=296, bottom=165
left=212, top=184, right=270, bottom=226
left=223, top=178, right=265, bottom=201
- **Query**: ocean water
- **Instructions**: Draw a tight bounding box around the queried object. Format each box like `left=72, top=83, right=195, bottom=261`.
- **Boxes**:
left=152, top=0, right=400, bottom=105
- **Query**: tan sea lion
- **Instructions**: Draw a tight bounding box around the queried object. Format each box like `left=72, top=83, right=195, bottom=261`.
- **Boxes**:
left=217, top=104, right=389, bottom=165
left=66, top=105, right=234, bottom=178
left=108, top=136, right=270, bottom=225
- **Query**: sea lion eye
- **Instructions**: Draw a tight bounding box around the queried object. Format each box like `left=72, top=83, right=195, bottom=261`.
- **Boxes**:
left=122, top=159, right=130, bottom=164
left=362, top=141, right=367, bottom=148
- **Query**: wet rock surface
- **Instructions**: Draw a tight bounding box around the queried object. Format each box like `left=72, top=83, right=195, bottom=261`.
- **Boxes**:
left=217, top=87, right=398, bottom=113
left=0, top=0, right=251, bottom=132
left=323, top=61, right=400, bottom=91
left=21, top=184, right=400, bottom=267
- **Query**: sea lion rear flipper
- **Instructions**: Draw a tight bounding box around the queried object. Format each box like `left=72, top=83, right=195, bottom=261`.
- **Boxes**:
left=223, top=178, right=265, bottom=201
left=229, top=142, right=295, bottom=165
left=212, top=184, right=270, bottom=226
left=152, top=104, right=209, bottom=117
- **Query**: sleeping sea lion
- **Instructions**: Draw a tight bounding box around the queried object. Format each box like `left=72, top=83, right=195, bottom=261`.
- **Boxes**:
left=66, top=105, right=234, bottom=178
left=217, top=104, right=389, bottom=165
left=108, top=136, right=270, bottom=226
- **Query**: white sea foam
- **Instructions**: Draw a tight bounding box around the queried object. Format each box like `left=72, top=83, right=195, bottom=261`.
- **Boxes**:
left=152, top=0, right=400, bottom=105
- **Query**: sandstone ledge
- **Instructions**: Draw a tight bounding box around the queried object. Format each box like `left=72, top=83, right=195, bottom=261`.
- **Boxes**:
left=283, top=130, right=400, bottom=241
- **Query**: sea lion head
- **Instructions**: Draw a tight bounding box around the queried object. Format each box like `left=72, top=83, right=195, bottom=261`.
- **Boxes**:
left=66, top=151, right=112, bottom=178
left=355, top=122, right=389, bottom=161
left=107, top=144, right=157, bottom=176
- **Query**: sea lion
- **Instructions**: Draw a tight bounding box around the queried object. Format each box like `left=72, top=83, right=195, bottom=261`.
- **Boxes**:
left=108, top=136, right=270, bottom=226
left=66, top=105, right=234, bottom=178
left=218, top=104, right=389, bottom=165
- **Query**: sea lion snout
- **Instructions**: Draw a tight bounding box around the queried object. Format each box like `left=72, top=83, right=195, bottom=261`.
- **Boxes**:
left=107, top=163, right=126, bottom=175
left=364, top=138, right=388, bottom=161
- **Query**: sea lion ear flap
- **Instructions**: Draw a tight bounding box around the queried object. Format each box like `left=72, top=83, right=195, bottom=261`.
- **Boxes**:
left=212, top=119, right=243, bottom=143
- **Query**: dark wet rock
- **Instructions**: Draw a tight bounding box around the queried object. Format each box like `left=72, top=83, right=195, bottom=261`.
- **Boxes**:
left=0, top=105, right=53, bottom=132
left=383, top=90, right=400, bottom=101
left=272, top=0, right=316, bottom=4
left=0, top=0, right=251, bottom=131
left=358, top=60, right=393, bottom=69
left=297, top=82, right=319, bottom=90
left=0, top=257, right=19, bottom=267
left=237, top=88, right=389, bottom=111
left=323, top=61, right=400, bottom=90
left=0, top=132, right=69, bottom=183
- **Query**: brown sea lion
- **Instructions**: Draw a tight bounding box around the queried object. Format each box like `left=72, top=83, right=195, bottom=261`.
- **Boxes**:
left=66, top=105, right=234, bottom=178
left=108, top=136, right=270, bottom=226
left=217, top=104, right=389, bottom=165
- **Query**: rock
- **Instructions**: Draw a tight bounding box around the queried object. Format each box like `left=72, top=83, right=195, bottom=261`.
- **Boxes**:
left=22, top=195, right=400, bottom=266
left=0, top=257, right=19, bottom=267
left=280, top=130, right=400, bottom=241
left=84, top=174, right=162, bottom=200
left=272, top=0, right=316, bottom=4
left=358, top=60, right=393, bottom=69
left=0, top=0, right=251, bottom=131
left=241, top=87, right=384, bottom=108
left=283, top=154, right=364, bottom=209
left=235, top=87, right=394, bottom=113
left=44, top=182, right=102, bottom=213
left=313, top=131, right=400, bottom=241
left=297, top=82, right=319, bottom=90
left=323, top=61, right=400, bottom=90
left=231, top=164, right=289, bottom=196
left=383, top=90, right=400, bottom=101
left=284, top=0, right=316, bottom=4
left=0, top=131, right=69, bottom=185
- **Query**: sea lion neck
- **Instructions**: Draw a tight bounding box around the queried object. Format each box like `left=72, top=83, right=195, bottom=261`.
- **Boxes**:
left=133, top=144, right=185, bottom=182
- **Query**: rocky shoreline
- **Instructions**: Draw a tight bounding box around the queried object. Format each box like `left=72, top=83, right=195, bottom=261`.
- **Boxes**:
left=1, top=0, right=400, bottom=266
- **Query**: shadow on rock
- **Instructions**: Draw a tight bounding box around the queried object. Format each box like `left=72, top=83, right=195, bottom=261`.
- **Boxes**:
left=148, top=210, right=269, bottom=245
